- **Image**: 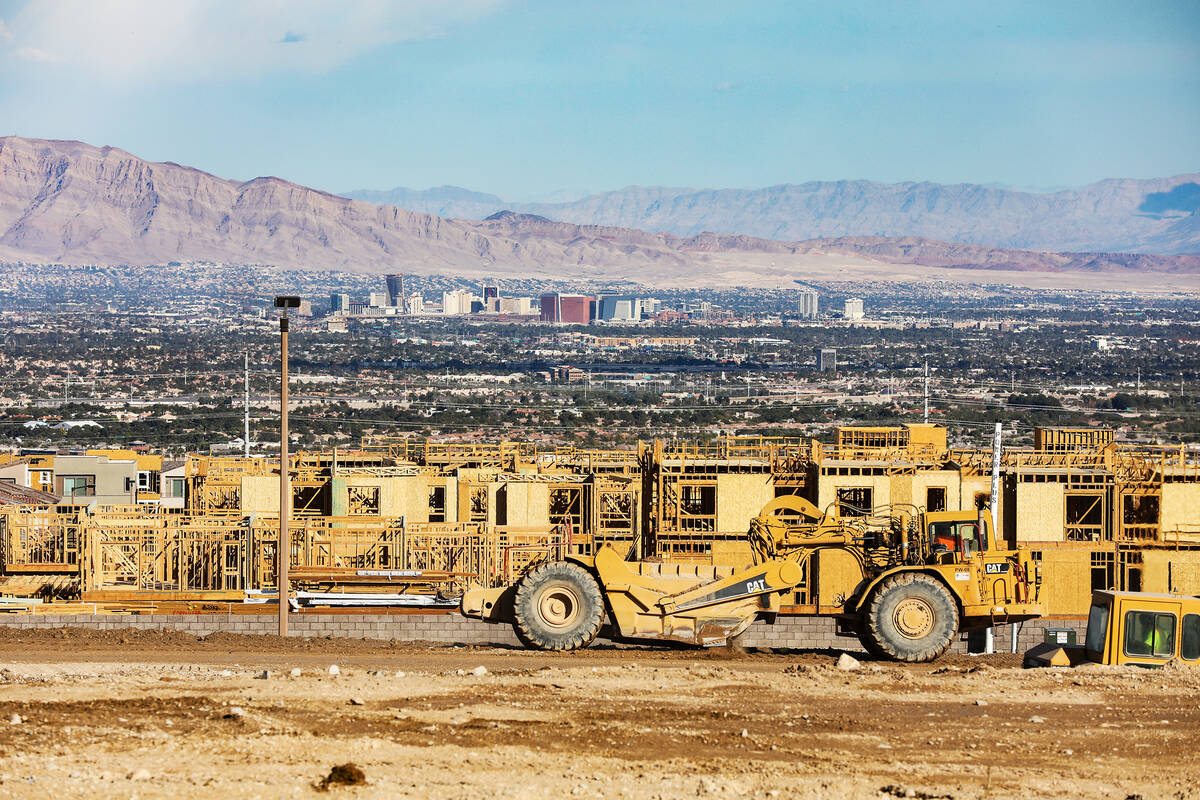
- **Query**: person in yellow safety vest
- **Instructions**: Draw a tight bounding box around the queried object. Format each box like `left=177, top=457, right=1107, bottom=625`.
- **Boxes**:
left=1142, top=617, right=1158, bottom=654
left=1138, top=614, right=1175, bottom=657
left=1153, top=615, right=1174, bottom=657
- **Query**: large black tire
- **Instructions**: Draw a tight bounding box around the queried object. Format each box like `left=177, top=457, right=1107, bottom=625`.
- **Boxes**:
left=512, top=561, right=604, bottom=651
left=862, top=573, right=959, bottom=662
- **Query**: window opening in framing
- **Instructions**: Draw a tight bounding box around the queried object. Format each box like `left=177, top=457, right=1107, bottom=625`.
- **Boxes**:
left=678, top=483, right=717, bottom=532
left=1090, top=551, right=1115, bottom=591
left=1066, top=493, right=1105, bottom=542
left=428, top=486, right=446, bottom=522
left=347, top=486, right=380, bottom=516
left=836, top=487, right=873, bottom=517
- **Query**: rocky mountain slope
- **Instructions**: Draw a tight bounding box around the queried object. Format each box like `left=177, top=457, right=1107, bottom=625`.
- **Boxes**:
left=2, top=136, right=1197, bottom=285
left=346, top=175, right=1200, bottom=255
left=0, top=136, right=700, bottom=273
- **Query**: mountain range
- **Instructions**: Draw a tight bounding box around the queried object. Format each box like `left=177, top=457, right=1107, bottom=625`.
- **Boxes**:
left=2, top=135, right=1199, bottom=289
left=346, top=175, right=1200, bottom=255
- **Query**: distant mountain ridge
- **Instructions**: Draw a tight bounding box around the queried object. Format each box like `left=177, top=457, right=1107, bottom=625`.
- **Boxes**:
left=345, top=175, right=1200, bottom=255
left=3, top=136, right=1199, bottom=288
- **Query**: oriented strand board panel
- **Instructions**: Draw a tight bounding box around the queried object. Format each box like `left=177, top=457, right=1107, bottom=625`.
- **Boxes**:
left=498, top=482, right=551, bottom=527
left=241, top=475, right=279, bottom=514
left=329, top=475, right=447, bottom=522
left=1142, top=550, right=1200, bottom=595
left=1015, top=482, right=1065, bottom=542
left=710, top=541, right=753, bottom=569
left=1030, top=547, right=1094, bottom=614
left=817, top=473, right=892, bottom=515
left=891, top=471, right=962, bottom=511
left=715, top=473, right=774, bottom=533
left=1161, top=484, right=1200, bottom=537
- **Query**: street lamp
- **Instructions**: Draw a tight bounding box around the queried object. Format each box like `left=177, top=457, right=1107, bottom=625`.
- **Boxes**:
left=273, top=295, right=300, bottom=636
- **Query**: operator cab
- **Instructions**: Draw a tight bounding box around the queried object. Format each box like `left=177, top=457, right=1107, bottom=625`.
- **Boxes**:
left=1084, top=591, right=1200, bottom=666
left=927, top=512, right=988, bottom=561
left=1026, top=590, right=1200, bottom=668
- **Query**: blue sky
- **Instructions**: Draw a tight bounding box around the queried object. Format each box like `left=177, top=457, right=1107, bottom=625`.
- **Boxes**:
left=0, top=0, right=1196, bottom=200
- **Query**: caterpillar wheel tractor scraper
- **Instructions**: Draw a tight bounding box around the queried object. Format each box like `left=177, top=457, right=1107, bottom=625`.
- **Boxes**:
left=462, top=496, right=1042, bottom=662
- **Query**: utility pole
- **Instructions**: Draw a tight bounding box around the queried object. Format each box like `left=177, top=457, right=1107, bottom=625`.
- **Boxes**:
left=274, top=296, right=300, bottom=637
left=990, top=422, right=1003, bottom=539
left=923, top=360, right=929, bottom=424
left=244, top=352, right=251, bottom=458
left=990, top=421, right=1003, bottom=656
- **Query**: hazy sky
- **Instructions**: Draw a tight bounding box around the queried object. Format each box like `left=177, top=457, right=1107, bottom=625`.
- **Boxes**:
left=0, top=0, right=1197, bottom=199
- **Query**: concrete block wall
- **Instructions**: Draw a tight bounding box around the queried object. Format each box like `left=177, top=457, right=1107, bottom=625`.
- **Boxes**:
left=0, top=612, right=523, bottom=646
left=0, top=612, right=1083, bottom=655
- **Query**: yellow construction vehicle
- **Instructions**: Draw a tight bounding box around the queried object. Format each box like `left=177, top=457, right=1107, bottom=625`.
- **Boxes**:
left=462, top=496, right=1042, bottom=662
left=1024, top=590, right=1200, bottom=668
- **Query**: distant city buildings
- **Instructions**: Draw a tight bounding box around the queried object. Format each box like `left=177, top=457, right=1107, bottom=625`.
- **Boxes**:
left=442, top=289, right=474, bottom=315
left=596, top=295, right=642, bottom=322
left=385, top=274, right=405, bottom=308
left=817, top=347, right=837, bottom=372
left=798, top=289, right=819, bottom=319
left=324, top=276, right=676, bottom=325
left=498, top=296, right=536, bottom=315
left=540, top=293, right=593, bottom=324
left=844, top=298, right=864, bottom=320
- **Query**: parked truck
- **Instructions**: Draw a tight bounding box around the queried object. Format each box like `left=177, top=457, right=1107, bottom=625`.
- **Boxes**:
left=463, top=496, right=1042, bottom=662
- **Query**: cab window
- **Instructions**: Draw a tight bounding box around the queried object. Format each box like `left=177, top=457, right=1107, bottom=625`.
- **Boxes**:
left=1182, top=614, right=1200, bottom=661
left=929, top=521, right=986, bottom=556
left=1085, top=603, right=1109, bottom=656
left=1123, top=610, right=1176, bottom=659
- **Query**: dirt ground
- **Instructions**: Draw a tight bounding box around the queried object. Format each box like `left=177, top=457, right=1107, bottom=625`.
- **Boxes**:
left=0, top=628, right=1195, bottom=799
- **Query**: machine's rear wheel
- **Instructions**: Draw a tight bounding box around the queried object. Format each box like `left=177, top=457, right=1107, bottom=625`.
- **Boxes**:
left=862, top=573, right=958, bottom=662
left=512, top=561, right=604, bottom=651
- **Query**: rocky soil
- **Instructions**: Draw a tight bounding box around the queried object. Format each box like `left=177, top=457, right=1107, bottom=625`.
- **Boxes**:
left=0, top=628, right=1194, bottom=799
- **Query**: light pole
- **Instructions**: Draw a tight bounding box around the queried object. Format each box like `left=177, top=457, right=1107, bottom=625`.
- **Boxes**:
left=274, top=296, right=300, bottom=636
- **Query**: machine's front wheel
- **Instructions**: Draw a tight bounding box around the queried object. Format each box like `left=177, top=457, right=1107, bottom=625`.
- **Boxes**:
left=512, top=561, right=604, bottom=651
left=862, top=573, right=958, bottom=662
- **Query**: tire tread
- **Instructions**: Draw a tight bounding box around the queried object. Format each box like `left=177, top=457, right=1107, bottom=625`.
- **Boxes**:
left=862, top=572, right=958, bottom=663
left=512, top=561, right=603, bottom=651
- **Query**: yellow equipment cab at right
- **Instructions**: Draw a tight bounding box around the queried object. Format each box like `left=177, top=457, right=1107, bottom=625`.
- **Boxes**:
left=1025, top=591, right=1200, bottom=668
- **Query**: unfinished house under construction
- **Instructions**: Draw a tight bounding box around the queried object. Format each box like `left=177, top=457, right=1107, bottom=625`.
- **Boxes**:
left=1, top=425, right=1199, bottom=617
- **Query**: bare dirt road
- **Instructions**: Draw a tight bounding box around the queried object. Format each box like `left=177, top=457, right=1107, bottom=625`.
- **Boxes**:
left=0, top=628, right=1194, bottom=799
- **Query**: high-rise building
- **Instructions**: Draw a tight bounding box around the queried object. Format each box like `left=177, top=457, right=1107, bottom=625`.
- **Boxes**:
left=483, top=285, right=498, bottom=302
left=442, top=289, right=473, bottom=315
left=404, top=293, right=424, bottom=315
left=539, top=293, right=593, bottom=324
left=498, top=296, right=535, bottom=315
left=385, top=274, right=404, bottom=307
left=844, top=298, right=864, bottom=320
left=817, top=347, right=837, bottom=372
left=329, top=293, right=349, bottom=314
left=369, top=291, right=387, bottom=308
left=596, top=295, right=642, bottom=322
left=798, top=289, right=819, bottom=319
